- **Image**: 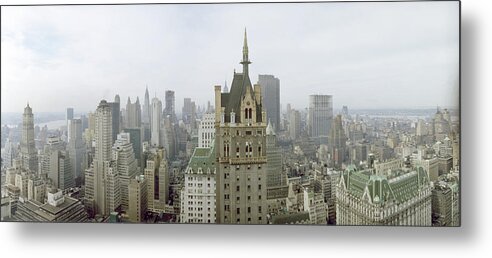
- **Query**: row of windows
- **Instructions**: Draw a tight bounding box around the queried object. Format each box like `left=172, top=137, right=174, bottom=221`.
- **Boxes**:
left=224, top=195, right=262, bottom=201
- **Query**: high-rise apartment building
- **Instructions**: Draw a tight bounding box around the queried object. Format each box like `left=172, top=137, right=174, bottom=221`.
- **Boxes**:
left=215, top=30, right=268, bottom=224
left=308, top=95, right=333, bottom=144
left=258, top=74, right=280, bottom=132
left=20, top=103, right=38, bottom=173
left=180, top=146, right=216, bottom=223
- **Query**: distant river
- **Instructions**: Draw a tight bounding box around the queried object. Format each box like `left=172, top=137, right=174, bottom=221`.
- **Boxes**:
left=36, top=119, right=67, bottom=130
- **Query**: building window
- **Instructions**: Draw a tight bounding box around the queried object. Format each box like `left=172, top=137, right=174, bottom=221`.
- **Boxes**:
left=236, top=186, right=240, bottom=191
left=248, top=207, right=251, bottom=213
left=258, top=206, right=262, bottom=213
left=237, top=208, right=240, bottom=214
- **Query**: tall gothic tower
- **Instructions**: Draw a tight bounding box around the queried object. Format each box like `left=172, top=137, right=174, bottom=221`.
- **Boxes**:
left=20, top=103, right=38, bottom=173
left=215, top=29, right=268, bottom=224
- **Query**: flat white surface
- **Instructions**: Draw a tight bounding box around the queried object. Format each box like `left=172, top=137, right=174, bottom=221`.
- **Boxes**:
left=0, top=0, right=490, bottom=257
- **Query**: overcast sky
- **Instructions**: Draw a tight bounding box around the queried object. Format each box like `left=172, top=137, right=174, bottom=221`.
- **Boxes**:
left=1, top=2, right=459, bottom=113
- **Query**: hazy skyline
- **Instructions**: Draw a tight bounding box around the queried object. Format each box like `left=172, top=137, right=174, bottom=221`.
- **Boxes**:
left=1, top=2, right=459, bottom=113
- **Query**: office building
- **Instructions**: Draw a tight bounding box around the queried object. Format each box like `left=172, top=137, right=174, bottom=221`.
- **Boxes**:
left=289, top=109, right=301, bottom=140
left=328, top=114, right=347, bottom=168
left=20, top=103, right=38, bottom=173
left=108, top=95, right=121, bottom=144
left=144, top=148, right=169, bottom=212
left=128, top=175, right=147, bottom=222
left=112, top=132, right=139, bottom=211
left=164, top=90, right=176, bottom=122
left=265, top=121, right=287, bottom=199
left=85, top=100, right=113, bottom=217
left=258, top=74, right=280, bottom=132
left=13, top=190, right=88, bottom=222
left=68, top=118, right=86, bottom=182
left=308, top=95, right=333, bottom=144
left=150, top=97, right=162, bottom=147
left=125, top=97, right=142, bottom=129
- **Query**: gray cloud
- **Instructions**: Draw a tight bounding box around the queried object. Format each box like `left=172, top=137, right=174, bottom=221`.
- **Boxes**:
left=1, top=2, right=459, bottom=113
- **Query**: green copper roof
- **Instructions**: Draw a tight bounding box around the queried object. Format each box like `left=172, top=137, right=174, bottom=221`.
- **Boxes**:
left=186, top=144, right=216, bottom=174
left=341, top=165, right=430, bottom=205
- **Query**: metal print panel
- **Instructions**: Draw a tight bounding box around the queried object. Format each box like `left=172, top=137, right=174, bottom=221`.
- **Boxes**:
left=0, top=1, right=460, bottom=226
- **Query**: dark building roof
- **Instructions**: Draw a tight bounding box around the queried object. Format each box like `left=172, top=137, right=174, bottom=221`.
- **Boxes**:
left=221, top=29, right=262, bottom=124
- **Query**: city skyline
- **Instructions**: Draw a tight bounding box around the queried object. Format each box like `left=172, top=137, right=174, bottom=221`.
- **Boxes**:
left=1, top=2, right=460, bottom=226
left=1, top=2, right=459, bottom=113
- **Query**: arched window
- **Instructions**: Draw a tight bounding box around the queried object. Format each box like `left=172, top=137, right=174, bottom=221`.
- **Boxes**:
left=248, top=108, right=252, bottom=120
left=245, top=108, right=249, bottom=119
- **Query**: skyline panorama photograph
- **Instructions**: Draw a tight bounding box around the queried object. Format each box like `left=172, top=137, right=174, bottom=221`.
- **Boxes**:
left=1, top=1, right=460, bottom=226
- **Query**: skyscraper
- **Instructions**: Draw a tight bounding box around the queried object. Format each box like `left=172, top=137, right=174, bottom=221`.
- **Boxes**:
left=108, top=95, right=121, bottom=144
left=198, top=113, right=215, bottom=148
left=289, top=109, right=301, bottom=140
left=164, top=90, right=176, bottom=122
left=86, top=100, right=113, bottom=216
left=142, top=86, right=151, bottom=125
left=258, top=74, right=280, bottom=132
left=144, top=148, right=168, bottom=212
left=125, top=97, right=142, bottom=129
left=112, top=132, right=139, bottom=211
left=20, top=103, right=38, bottom=173
left=66, top=107, right=74, bottom=139
left=150, top=97, right=162, bottom=147
left=215, top=29, right=268, bottom=224
left=328, top=114, right=347, bottom=168
left=128, top=175, right=147, bottom=222
left=308, top=95, right=333, bottom=144
left=142, top=87, right=151, bottom=142
left=265, top=120, right=287, bottom=199
left=68, top=118, right=86, bottom=183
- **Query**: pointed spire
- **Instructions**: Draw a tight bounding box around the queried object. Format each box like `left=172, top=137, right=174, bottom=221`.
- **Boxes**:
left=240, top=27, right=251, bottom=75
left=127, top=97, right=131, bottom=104
left=136, top=96, right=140, bottom=104
left=145, top=85, right=149, bottom=97
left=243, top=27, right=248, bottom=51
left=27, top=101, right=29, bottom=108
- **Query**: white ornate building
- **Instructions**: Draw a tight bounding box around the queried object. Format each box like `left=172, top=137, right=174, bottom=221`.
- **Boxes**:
left=336, top=164, right=432, bottom=226
left=180, top=146, right=216, bottom=223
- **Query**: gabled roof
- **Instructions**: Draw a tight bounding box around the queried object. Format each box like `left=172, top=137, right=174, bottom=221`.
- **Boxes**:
left=341, top=165, right=430, bottom=205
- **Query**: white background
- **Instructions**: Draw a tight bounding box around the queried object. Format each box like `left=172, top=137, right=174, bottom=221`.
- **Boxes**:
left=0, top=0, right=490, bottom=257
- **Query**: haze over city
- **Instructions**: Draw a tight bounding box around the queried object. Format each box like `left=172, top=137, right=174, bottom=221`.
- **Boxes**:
left=1, top=2, right=459, bottom=113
